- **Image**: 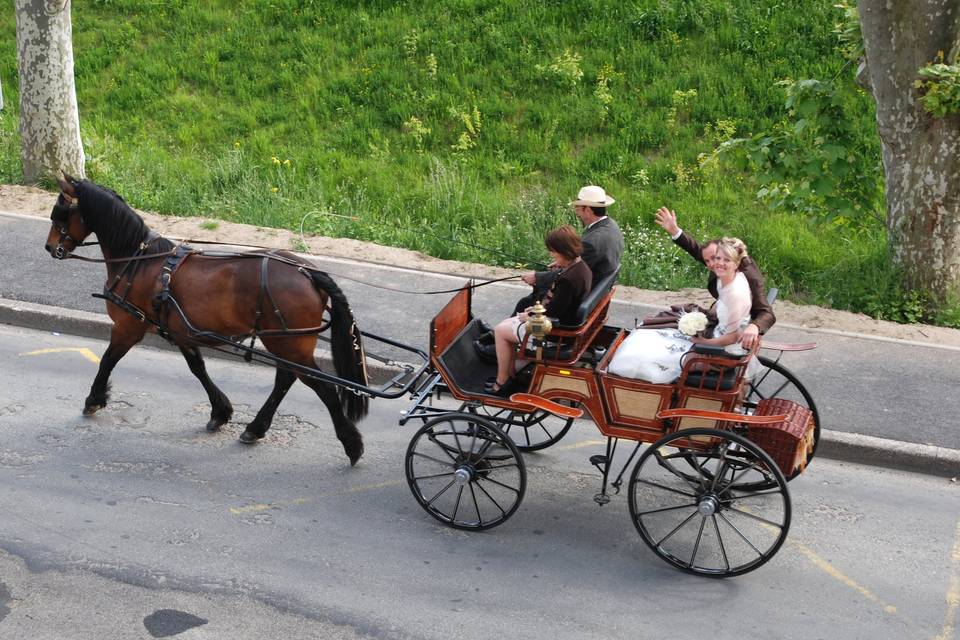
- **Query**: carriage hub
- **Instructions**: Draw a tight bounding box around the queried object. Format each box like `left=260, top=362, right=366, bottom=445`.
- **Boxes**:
left=453, top=467, right=473, bottom=485
left=697, top=495, right=721, bottom=517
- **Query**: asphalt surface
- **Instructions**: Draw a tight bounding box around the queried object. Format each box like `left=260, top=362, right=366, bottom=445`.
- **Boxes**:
left=2, top=323, right=958, bottom=640
left=1, top=210, right=958, bottom=478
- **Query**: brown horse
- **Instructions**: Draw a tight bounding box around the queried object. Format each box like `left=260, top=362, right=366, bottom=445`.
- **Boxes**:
left=44, top=176, right=369, bottom=465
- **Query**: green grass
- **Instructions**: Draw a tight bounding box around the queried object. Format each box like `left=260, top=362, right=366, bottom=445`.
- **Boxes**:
left=2, top=0, right=932, bottom=323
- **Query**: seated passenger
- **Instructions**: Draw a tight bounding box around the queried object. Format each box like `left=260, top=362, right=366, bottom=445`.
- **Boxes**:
left=608, top=237, right=759, bottom=383
left=515, top=185, right=624, bottom=314
left=487, top=225, right=592, bottom=396
left=648, top=207, right=775, bottom=350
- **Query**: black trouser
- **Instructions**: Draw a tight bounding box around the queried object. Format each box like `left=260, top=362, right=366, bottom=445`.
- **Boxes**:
left=513, top=292, right=536, bottom=315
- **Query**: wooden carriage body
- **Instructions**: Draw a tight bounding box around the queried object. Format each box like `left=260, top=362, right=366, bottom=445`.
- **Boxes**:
left=427, top=281, right=813, bottom=477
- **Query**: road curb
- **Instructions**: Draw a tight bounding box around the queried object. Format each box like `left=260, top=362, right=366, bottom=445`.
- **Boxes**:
left=0, top=296, right=403, bottom=383
left=3, top=296, right=958, bottom=479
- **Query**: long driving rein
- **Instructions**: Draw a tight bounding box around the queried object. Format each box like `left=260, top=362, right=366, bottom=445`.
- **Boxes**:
left=53, top=187, right=523, bottom=296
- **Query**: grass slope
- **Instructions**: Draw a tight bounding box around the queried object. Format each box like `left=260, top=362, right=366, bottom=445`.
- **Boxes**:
left=2, top=0, right=921, bottom=321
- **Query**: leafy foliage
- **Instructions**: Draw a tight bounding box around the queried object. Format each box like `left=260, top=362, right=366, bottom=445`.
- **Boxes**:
left=0, top=0, right=906, bottom=322
left=716, top=78, right=883, bottom=229
left=832, top=1, right=863, bottom=63
left=915, top=63, right=960, bottom=118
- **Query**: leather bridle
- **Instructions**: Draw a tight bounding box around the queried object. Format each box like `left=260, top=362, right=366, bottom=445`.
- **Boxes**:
left=50, top=194, right=97, bottom=259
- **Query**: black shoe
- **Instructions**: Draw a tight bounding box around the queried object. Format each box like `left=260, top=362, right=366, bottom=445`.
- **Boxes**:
left=473, top=338, right=497, bottom=363
left=476, top=329, right=495, bottom=346
left=487, top=377, right=514, bottom=397
left=477, top=319, right=494, bottom=334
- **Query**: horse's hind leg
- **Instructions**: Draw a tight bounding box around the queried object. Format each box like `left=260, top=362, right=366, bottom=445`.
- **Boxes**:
left=297, top=374, right=364, bottom=466
left=178, top=346, right=233, bottom=431
left=84, top=323, right=144, bottom=415
left=239, top=367, right=296, bottom=444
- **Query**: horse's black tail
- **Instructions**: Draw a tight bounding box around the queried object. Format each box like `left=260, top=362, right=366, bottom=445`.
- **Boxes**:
left=308, top=270, right=369, bottom=422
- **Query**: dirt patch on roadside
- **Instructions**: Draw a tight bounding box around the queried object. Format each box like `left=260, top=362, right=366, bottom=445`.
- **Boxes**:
left=4, top=183, right=959, bottom=347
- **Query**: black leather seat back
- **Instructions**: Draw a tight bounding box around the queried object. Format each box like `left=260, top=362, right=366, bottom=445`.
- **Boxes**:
left=560, top=267, right=620, bottom=329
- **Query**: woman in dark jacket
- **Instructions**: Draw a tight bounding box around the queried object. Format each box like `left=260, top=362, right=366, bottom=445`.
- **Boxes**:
left=488, top=225, right=592, bottom=396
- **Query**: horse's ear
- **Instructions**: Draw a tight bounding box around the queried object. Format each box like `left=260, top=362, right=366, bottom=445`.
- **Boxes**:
left=57, top=173, right=77, bottom=197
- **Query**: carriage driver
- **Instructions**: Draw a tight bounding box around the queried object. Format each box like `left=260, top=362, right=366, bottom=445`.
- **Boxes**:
left=514, top=185, right=624, bottom=314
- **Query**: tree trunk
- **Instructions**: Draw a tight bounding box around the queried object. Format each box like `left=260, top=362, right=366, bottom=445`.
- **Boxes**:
left=14, top=0, right=85, bottom=182
left=859, top=0, right=960, bottom=303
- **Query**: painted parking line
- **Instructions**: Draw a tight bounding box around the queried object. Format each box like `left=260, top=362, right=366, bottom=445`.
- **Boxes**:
left=20, top=347, right=101, bottom=364
left=935, top=519, right=960, bottom=640
left=789, top=539, right=897, bottom=614
left=230, top=479, right=403, bottom=515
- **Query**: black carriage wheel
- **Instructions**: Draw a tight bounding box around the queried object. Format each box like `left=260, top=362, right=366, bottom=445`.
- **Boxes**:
left=405, top=413, right=526, bottom=530
left=743, top=356, right=820, bottom=478
left=467, top=402, right=575, bottom=452
left=628, top=428, right=791, bottom=578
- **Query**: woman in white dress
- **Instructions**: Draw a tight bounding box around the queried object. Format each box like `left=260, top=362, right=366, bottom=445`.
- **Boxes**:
left=608, top=237, right=754, bottom=382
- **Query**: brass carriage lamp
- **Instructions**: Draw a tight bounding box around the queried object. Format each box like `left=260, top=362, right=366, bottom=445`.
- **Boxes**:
left=525, top=300, right=552, bottom=360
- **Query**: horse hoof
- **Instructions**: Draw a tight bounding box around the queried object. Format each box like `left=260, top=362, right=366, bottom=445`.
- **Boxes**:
left=205, top=418, right=225, bottom=432
left=83, top=403, right=104, bottom=416
left=239, top=430, right=263, bottom=445
left=348, top=445, right=364, bottom=467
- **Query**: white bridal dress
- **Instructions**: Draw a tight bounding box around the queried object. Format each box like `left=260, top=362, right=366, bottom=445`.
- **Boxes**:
left=608, top=272, right=754, bottom=383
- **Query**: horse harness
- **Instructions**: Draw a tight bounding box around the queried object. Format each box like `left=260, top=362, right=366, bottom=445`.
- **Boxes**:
left=99, top=244, right=327, bottom=351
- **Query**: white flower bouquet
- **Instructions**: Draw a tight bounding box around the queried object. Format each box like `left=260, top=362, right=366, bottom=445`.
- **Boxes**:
left=678, top=311, right=708, bottom=337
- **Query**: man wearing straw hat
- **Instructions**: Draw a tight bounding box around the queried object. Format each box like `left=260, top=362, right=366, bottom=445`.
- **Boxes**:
left=515, top=185, right=624, bottom=313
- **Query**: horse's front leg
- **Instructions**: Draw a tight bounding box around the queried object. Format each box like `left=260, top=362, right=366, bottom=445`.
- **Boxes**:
left=178, top=345, right=233, bottom=432
left=239, top=367, right=296, bottom=443
left=84, top=323, right=144, bottom=415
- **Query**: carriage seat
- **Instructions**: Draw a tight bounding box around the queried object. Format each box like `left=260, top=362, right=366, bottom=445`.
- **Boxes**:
left=678, top=344, right=753, bottom=392
left=522, top=268, right=619, bottom=363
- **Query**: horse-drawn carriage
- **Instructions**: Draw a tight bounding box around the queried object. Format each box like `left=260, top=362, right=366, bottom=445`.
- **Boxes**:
left=47, top=177, right=819, bottom=578
left=397, top=275, right=818, bottom=577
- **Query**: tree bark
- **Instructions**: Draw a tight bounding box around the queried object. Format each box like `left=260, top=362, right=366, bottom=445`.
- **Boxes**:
left=14, top=0, right=85, bottom=182
left=859, top=0, right=960, bottom=303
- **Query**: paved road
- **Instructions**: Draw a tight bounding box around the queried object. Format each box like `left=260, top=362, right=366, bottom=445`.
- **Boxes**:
left=1, top=324, right=958, bottom=639
left=2, top=211, right=957, bottom=454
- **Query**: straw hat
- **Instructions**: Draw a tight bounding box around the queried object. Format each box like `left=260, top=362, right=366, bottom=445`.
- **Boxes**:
left=569, top=185, right=615, bottom=207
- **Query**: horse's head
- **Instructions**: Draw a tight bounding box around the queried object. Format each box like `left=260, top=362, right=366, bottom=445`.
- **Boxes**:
left=45, top=174, right=92, bottom=259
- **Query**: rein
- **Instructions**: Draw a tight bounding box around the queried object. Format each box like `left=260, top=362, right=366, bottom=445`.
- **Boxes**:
left=68, top=235, right=523, bottom=294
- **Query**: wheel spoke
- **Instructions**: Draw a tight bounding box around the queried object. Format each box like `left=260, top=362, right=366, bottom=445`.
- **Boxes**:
left=425, top=479, right=456, bottom=507
left=709, top=444, right=732, bottom=493
left=635, top=502, right=700, bottom=517
left=412, top=470, right=456, bottom=482
left=473, top=479, right=508, bottom=518
left=477, top=474, right=522, bottom=495
left=655, top=452, right=708, bottom=493
left=716, top=459, right=771, bottom=493
left=451, top=484, right=465, bottom=522
left=468, top=483, right=484, bottom=526
left=410, top=450, right=455, bottom=467
left=688, top=517, right=707, bottom=568
left=680, top=451, right=710, bottom=491
left=712, top=514, right=731, bottom=573
left=724, top=506, right=786, bottom=530
left=635, top=478, right=698, bottom=498
left=723, top=488, right=784, bottom=502
left=717, top=511, right=766, bottom=558
left=654, top=510, right=700, bottom=547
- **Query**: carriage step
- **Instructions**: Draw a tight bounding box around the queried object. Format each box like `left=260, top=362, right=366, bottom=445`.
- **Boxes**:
left=509, top=393, right=584, bottom=419
left=589, top=454, right=608, bottom=466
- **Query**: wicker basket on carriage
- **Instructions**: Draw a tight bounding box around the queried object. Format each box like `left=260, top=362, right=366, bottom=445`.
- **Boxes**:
left=746, top=398, right=816, bottom=477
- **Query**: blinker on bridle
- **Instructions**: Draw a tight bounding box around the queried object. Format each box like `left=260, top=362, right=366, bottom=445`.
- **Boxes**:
left=51, top=193, right=96, bottom=259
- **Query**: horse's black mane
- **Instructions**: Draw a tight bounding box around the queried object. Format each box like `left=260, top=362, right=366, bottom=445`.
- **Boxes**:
left=75, top=180, right=174, bottom=257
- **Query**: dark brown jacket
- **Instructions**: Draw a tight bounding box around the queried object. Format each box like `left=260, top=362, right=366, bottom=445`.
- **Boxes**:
left=544, top=259, right=592, bottom=326
left=674, top=231, right=776, bottom=333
